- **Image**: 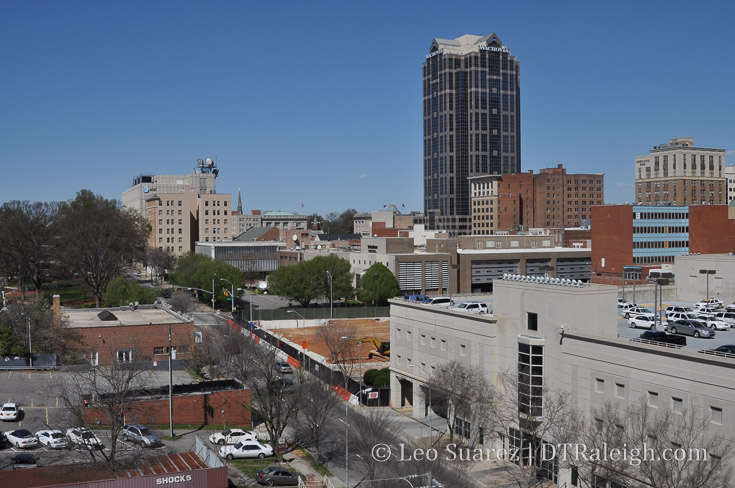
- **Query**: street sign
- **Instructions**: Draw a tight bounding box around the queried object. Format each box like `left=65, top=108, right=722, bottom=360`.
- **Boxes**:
left=368, top=392, right=379, bottom=399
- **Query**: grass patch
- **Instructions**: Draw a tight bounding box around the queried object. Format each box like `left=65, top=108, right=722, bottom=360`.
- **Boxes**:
left=162, top=435, right=181, bottom=441
left=297, top=447, right=333, bottom=476
left=230, top=458, right=275, bottom=477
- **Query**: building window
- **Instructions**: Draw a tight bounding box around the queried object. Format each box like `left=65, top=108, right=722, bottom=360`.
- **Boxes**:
left=117, top=350, right=133, bottom=363
left=595, top=378, right=604, bottom=394
left=440, top=339, right=447, bottom=351
left=460, top=344, right=466, bottom=356
left=648, top=391, right=658, bottom=408
left=672, top=397, right=684, bottom=414
left=153, top=347, right=165, bottom=355
left=518, top=343, right=543, bottom=417
left=614, top=383, right=625, bottom=399
left=430, top=337, right=436, bottom=348
left=527, top=312, right=538, bottom=331
left=711, top=406, right=723, bottom=425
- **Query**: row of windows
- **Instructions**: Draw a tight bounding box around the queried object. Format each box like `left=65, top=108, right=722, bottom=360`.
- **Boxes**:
left=632, top=241, right=689, bottom=249
left=634, top=211, right=688, bottom=220
left=204, top=200, right=228, bottom=207
left=633, top=255, right=676, bottom=264
left=159, top=209, right=183, bottom=216
left=633, top=226, right=689, bottom=234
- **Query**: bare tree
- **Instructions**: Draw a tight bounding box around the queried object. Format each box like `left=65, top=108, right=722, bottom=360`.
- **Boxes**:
left=625, top=399, right=734, bottom=488
left=168, top=291, right=195, bottom=314
left=572, top=401, right=633, bottom=488
left=55, top=345, right=153, bottom=465
left=146, top=247, right=176, bottom=286
left=319, top=320, right=360, bottom=390
left=294, top=377, right=341, bottom=463
left=349, top=407, right=402, bottom=482
left=491, top=370, right=578, bottom=488
left=428, top=361, right=494, bottom=446
left=55, top=190, right=147, bottom=307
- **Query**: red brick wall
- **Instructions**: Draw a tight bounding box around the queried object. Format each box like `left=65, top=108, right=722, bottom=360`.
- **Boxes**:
left=497, top=173, right=536, bottom=231
left=591, top=205, right=633, bottom=283
left=689, top=205, right=735, bottom=254
left=83, top=389, right=251, bottom=427
left=74, top=322, right=194, bottom=366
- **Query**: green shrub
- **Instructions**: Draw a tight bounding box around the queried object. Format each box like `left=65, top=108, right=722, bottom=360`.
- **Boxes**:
left=363, top=369, right=380, bottom=386
left=373, top=370, right=390, bottom=388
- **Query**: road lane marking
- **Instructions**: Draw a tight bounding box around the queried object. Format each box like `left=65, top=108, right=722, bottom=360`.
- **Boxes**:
left=45, top=407, right=49, bottom=425
left=7, top=371, right=10, bottom=379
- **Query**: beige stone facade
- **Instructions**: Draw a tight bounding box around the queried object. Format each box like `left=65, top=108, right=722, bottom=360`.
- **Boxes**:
left=635, top=137, right=727, bottom=205
left=469, top=175, right=500, bottom=235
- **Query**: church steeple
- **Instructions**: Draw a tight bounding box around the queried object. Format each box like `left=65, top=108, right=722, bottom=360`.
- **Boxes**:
left=237, top=188, right=243, bottom=213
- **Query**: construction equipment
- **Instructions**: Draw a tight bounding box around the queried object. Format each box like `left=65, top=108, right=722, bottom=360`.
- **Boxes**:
left=333, top=337, right=390, bottom=362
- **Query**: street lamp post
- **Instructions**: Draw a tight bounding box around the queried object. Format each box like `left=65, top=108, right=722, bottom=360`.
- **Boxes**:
left=27, top=317, right=32, bottom=368
left=408, top=363, right=432, bottom=445
left=220, top=277, right=235, bottom=313
left=341, top=335, right=350, bottom=487
left=287, top=310, right=307, bottom=352
left=699, top=269, right=717, bottom=301
left=326, top=270, right=333, bottom=320
left=358, top=341, right=363, bottom=407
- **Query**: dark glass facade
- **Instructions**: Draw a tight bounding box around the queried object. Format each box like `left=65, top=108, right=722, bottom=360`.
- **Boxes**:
left=423, top=34, right=521, bottom=236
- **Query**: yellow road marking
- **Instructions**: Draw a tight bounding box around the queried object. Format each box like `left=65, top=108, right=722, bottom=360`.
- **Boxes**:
left=7, top=371, right=10, bottom=379
left=49, top=371, right=52, bottom=379
left=56, top=397, right=58, bottom=408
left=31, top=398, right=34, bottom=408
left=45, top=407, right=49, bottom=425
left=28, top=371, right=31, bottom=379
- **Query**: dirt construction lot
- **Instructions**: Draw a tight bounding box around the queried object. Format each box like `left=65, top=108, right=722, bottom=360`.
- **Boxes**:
left=277, top=319, right=390, bottom=364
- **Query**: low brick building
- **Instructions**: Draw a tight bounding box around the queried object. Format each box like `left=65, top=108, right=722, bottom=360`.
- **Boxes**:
left=82, top=380, right=251, bottom=427
left=57, top=301, right=194, bottom=366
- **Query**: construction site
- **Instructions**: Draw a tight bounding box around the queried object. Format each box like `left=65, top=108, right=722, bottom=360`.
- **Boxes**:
left=275, top=318, right=391, bottom=364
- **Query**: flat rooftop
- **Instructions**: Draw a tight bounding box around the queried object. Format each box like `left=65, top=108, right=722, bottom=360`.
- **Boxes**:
left=63, top=307, right=188, bottom=329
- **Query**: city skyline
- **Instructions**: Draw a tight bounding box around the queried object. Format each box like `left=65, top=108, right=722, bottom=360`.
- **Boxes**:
left=2, top=0, right=734, bottom=215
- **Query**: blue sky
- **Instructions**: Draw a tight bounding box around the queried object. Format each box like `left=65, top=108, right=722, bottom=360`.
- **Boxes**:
left=2, top=0, right=734, bottom=215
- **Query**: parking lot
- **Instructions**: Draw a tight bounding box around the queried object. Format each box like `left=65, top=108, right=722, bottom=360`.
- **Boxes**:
left=0, top=369, right=201, bottom=468
left=617, top=300, right=735, bottom=352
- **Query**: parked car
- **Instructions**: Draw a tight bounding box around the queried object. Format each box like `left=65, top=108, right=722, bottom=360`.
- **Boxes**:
left=694, top=315, right=730, bottom=331
left=692, top=305, right=718, bottom=317
left=36, top=430, right=69, bottom=449
left=695, top=298, right=724, bottom=308
left=271, top=377, right=295, bottom=393
left=623, top=307, right=655, bottom=319
left=219, top=440, right=273, bottom=460
left=0, top=431, right=6, bottom=447
left=665, top=306, right=691, bottom=317
left=628, top=315, right=666, bottom=330
left=209, top=428, right=257, bottom=446
left=122, top=424, right=161, bottom=447
left=6, top=429, right=39, bottom=449
left=618, top=298, right=635, bottom=309
left=452, top=302, right=490, bottom=314
left=667, top=312, right=705, bottom=323
left=713, top=345, right=735, bottom=355
left=668, top=319, right=715, bottom=338
left=639, top=330, right=687, bottom=346
left=256, top=467, right=303, bottom=486
left=274, top=362, right=292, bottom=374
left=11, top=453, right=37, bottom=469
left=0, top=403, right=19, bottom=421
left=713, top=312, right=735, bottom=326
left=424, top=296, right=454, bottom=307
left=66, top=427, right=103, bottom=449
left=404, top=294, right=429, bottom=302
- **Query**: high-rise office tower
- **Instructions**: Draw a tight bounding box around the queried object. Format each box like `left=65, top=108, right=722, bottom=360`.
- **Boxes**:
left=423, top=33, right=521, bottom=236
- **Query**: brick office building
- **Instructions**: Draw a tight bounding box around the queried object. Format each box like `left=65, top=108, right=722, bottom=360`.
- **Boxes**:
left=83, top=380, right=251, bottom=427
left=591, top=204, right=735, bottom=284
left=496, top=165, right=605, bottom=231
left=57, top=301, right=194, bottom=366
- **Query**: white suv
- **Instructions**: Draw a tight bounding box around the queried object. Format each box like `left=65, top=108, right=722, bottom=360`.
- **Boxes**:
left=665, top=306, right=691, bottom=317
left=713, top=311, right=735, bottom=325
left=692, top=305, right=717, bottom=317
left=424, top=297, right=454, bottom=308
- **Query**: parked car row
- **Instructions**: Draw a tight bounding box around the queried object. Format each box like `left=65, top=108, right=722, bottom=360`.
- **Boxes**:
left=1, top=424, right=160, bottom=450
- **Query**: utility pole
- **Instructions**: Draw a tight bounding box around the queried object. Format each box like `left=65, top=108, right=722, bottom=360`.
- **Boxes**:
left=168, top=322, right=174, bottom=437
left=27, top=317, right=32, bottom=368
